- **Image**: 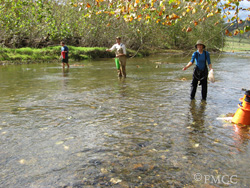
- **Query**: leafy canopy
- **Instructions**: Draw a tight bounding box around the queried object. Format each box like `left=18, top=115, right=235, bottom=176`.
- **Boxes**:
left=70, top=0, right=250, bottom=35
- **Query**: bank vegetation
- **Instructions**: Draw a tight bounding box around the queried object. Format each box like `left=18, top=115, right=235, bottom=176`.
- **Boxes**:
left=0, top=0, right=236, bottom=63
left=1, top=0, right=227, bottom=48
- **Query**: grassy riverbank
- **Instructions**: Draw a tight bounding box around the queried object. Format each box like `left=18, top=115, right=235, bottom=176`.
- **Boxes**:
left=0, top=46, right=149, bottom=64
left=1, top=37, right=249, bottom=65
left=221, top=37, right=250, bottom=52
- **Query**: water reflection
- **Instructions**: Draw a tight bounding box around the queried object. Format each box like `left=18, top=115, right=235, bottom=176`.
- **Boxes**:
left=62, top=68, right=70, bottom=88
left=189, top=100, right=207, bottom=132
left=116, top=78, right=127, bottom=98
left=63, top=68, right=69, bottom=77
left=233, top=124, right=250, bottom=152
left=185, top=100, right=207, bottom=157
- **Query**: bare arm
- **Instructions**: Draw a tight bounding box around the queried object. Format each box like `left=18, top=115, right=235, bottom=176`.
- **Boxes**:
left=182, top=62, right=193, bottom=71
left=208, top=64, right=212, bottom=70
left=106, top=44, right=116, bottom=52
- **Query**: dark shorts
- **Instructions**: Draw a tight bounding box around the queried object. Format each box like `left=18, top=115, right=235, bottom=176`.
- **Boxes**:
left=62, top=57, right=69, bottom=63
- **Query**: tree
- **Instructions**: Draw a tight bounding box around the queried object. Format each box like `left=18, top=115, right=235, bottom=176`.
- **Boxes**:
left=70, top=0, right=249, bottom=37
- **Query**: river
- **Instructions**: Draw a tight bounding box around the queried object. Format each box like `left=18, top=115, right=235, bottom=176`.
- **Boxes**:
left=0, top=53, right=250, bottom=188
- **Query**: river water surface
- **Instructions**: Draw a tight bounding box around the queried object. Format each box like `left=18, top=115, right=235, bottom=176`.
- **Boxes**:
left=0, top=53, right=250, bottom=188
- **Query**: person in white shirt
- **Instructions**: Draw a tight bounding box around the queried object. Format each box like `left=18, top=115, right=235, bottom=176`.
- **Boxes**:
left=106, top=36, right=127, bottom=78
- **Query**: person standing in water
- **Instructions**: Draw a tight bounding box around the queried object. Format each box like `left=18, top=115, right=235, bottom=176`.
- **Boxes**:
left=182, top=40, right=213, bottom=100
left=106, top=36, right=127, bottom=78
left=60, top=41, right=69, bottom=69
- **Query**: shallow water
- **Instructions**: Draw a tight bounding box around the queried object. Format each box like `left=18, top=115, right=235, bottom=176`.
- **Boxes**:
left=0, top=53, right=250, bottom=188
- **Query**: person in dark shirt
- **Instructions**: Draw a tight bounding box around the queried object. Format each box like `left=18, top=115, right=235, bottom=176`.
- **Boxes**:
left=60, top=41, right=69, bottom=69
left=182, top=40, right=213, bottom=100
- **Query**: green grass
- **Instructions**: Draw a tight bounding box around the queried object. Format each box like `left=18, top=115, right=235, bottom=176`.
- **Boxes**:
left=0, top=47, right=60, bottom=61
left=221, top=37, right=250, bottom=52
left=70, top=46, right=106, bottom=52
left=0, top=46, right=146, bottom=63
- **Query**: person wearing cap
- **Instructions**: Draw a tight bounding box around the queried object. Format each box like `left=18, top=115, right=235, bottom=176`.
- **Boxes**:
left=106, top=36, right=127, bottom=78
left=182, top=40, right=213, bottom=100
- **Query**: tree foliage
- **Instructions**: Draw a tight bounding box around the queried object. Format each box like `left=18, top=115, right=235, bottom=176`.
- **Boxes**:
left=1, top=0, right=248, bottom=49
left=71, top=0, right=249, bottom=36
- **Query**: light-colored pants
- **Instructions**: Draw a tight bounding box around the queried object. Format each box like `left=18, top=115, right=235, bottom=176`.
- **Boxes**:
left=118, top=56, right=126, bottom=78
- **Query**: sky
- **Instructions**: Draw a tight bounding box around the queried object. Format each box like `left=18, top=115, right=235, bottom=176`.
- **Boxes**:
left=238, top=0, right=250, bottom=19
left=221, top=0, right=250, bottom=20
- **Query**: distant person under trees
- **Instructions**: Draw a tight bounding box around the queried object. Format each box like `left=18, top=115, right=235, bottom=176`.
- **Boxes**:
left=106, top=36, right=127, bottom=78
left=60, top=41, right=69, bottom=69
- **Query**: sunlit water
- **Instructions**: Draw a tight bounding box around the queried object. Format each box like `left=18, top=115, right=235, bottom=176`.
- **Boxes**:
left=0, top=53, right=250, bottom=188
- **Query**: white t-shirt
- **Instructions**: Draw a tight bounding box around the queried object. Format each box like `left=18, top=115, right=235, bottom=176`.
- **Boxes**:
left=109, top=43, right=126, bottom=55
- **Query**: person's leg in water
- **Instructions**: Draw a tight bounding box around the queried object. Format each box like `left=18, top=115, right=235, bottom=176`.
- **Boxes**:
left=62, top=58, right=68, bottom=69
left=200, top=78, right=207, bottom=100
left=119, top=56, right=126, bottom=78
left=190, top=76, right=198, bottom=100
left=65, top=57, right=69, bottom=68
left=66, top=62, right=69, bottom=68
left=117, top=68, right=122, bottom=77
left=121, top=65, right=126, bottom=78
left=62, top=63, right=69, bottom=69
